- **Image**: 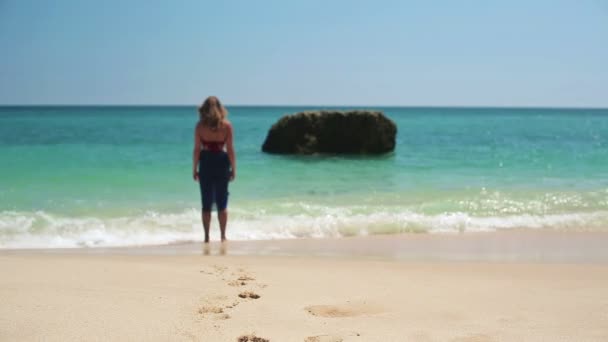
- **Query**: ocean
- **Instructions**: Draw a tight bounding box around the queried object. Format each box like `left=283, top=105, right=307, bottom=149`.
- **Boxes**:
left=1, top=106, right=607, bottom=248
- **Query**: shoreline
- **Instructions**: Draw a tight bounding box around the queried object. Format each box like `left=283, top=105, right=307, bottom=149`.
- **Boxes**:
left=3, top=230, right=608, bottom=263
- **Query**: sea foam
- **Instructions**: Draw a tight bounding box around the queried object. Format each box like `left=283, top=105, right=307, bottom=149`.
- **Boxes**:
left=1, top=206, right=607, bottom=249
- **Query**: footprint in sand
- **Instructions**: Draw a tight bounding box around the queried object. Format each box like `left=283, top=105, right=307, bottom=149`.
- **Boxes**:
left=214, top=313, right=231, bottom=320
left=237, top=334, right=270, bottom=342
left=198, top=305, right=224, bottom=314
left=238, top=291, right=261, bottom=299
left=197, top=305, right=231, bottom=320
left=304, top=303, right=382, bottom=318
left=224, top=300, right=240, bottom=309
left=200, top=264, right=228, bottom=277
left=228, top=280, right=248, bottom=286
left=227, top=272, right=260, bottom=287
left=213, top=264, right=228, bottom=274
left=196, top=265, right=268, bottom=331
left=197, top=266, right=265, bottom=328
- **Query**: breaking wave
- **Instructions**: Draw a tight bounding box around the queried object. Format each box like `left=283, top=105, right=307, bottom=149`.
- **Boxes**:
left=1, top=204, right=607, bottom=249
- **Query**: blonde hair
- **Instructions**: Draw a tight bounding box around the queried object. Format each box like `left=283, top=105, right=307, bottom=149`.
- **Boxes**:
left=198, top=96, right=228, bottom=130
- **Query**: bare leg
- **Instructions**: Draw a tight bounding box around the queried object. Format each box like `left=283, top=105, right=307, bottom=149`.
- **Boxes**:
left=218, top=210, right=228, bottom=241
left=202, top=211, right=211, bottom=243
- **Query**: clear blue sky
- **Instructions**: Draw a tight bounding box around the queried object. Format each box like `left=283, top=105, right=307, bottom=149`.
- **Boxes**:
left=1, top=0, right=607, bottom=107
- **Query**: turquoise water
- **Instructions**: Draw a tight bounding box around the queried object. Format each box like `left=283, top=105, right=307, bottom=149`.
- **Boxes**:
left=1, top=106, right=607, bottom=248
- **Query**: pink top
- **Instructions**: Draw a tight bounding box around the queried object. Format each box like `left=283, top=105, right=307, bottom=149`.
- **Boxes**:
left=201, top=138, right=225, bottom=152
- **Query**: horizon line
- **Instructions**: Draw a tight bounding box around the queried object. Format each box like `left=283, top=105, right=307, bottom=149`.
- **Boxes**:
left=1, top=104, right=608, bottom=110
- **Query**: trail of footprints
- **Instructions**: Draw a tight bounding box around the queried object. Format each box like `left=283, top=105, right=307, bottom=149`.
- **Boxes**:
left=198, top=264, right=362, bottom=341
left=198, top=265, right=268, bottom=341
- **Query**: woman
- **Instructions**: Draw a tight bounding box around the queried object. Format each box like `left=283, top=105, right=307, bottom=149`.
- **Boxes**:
left=193, top=96, right=236, bottom=243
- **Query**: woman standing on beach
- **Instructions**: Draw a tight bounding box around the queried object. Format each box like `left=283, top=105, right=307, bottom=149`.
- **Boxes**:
left=193, top=96, right=236, bottom=243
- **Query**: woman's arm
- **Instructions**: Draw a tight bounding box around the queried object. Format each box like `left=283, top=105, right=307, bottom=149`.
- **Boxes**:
left=192, top=123, right=201, bottom=181
left=225, top=121, right=236, bottom=181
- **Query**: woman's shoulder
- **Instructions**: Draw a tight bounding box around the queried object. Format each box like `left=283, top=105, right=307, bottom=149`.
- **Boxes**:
left=222, top=119, right=233, bottom=131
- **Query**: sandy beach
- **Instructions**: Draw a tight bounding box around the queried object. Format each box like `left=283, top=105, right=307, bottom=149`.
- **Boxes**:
left=3, top=0, right=608, bottom=340
left=2, top=232, right=608, bottom=342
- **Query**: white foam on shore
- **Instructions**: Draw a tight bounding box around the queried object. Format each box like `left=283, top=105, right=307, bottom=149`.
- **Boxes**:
left=1, top=207, right=607, bottom=249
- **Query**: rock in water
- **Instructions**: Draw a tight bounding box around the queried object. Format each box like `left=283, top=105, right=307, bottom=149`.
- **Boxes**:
left=262, top=110, right=397, bottom=154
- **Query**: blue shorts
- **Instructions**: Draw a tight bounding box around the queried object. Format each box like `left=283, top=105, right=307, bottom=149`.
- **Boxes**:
left=198, top=150, right=230, bottom=212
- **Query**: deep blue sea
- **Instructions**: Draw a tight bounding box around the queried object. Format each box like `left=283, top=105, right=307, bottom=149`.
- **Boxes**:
left=1, top=106, right=607, bottom=248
